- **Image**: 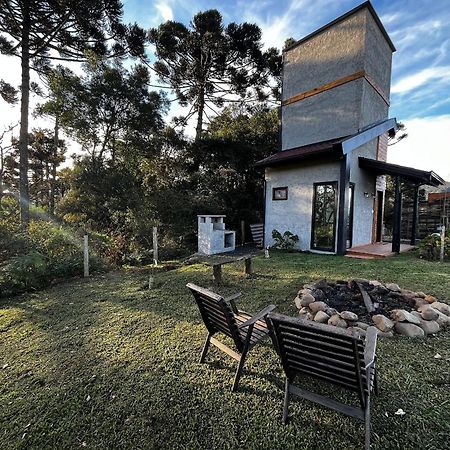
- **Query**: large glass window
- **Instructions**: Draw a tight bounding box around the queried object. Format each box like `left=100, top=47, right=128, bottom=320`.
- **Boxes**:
left=311, top=182, right=337, bottom=251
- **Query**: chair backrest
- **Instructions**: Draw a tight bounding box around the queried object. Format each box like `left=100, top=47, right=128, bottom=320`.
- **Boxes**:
left=187, top=283, right=243, bottom=351
left=267, top=313, right=368, bottom=393
left=249, top=223, right=264, bottom=247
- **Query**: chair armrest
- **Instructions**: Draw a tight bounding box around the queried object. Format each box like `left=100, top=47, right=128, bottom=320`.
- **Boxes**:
left=225, top=292, right=242, bottom=314
left=238, top=304, right=276, bottom=329
left=364, top=326, right=378, bottom=369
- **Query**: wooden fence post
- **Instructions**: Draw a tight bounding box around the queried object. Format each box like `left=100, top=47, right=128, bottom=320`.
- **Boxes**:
left=244, top=258, right=253, bottom=276
left=153, top=226, right=158, bottom=266
left=240, top=220, right=245, bottom=246
left=440, top=225, right=446, bottom=263
left=83, top=234, right=89, bottom=277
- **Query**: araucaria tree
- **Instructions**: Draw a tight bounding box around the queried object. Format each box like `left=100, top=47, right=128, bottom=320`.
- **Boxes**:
left=0, top=0, right=146, bottom=225
left=149, top=9, right=281, bottom=140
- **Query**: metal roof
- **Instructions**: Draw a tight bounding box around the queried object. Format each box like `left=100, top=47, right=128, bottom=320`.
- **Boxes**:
left=359, top=157, right=445, bottom=186
left=254, top=136, right=346, bottom=168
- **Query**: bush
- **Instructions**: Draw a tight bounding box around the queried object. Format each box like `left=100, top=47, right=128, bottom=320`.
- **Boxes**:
left=0, top=252, right=49, bottom=296
left=418, top=230, right=450, bottom=261
left=271, top=229, right=299, bottom=250
left=0, top=200, right=110, bottom=297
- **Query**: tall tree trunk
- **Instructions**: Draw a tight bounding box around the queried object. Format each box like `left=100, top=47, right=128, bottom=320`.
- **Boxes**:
left=195, top=87, right=205, bottom=141
left=19, top=2, right=31, bottom=225
left=50, top=115, right=58, bottom=213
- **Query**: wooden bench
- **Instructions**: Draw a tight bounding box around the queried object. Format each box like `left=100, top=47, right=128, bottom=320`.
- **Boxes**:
left=266, top=313, right=378, bottom=450
left=187, top=283, right=276, bottom=391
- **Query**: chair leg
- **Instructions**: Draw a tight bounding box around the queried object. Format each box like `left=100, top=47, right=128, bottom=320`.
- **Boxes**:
left=283, top=378, right=290, bottom=424
left=373, top=368, right=379, bottom=396
left=231, top=349, right=248, bottom=392
left=200, top=333, right=212, bottom=363
left=364, top=395, right=371, bottom=450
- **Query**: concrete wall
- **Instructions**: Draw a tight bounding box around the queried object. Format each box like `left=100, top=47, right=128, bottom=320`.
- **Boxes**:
left=264, top=137, right=382, bottom=251
left=264, top=161, right=340, bottom=250
left=282, top=80, right=363, bottom=150
left=363, top=9, right=393, bottom=99
left=281, top=6, right=393, bottom=150
left=349, top=140, right=378, bottom=246
left=283, top=9, right=366, bottom=100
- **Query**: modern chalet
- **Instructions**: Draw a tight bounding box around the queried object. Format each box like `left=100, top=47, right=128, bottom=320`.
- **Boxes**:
left=256, top=1, right=444, bottom=256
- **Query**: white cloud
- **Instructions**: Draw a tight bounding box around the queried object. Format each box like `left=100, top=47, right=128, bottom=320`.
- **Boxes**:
left=239, top=0, right=347, bottom=50
left=391, top=66, right=450, bottom=94
left=388, top=115, right=450, bottom=180
left=155, top=0, right=174, bottom=21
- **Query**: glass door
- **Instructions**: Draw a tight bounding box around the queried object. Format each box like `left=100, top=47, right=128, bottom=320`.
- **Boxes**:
left=311, top=182, right=338, bottom=252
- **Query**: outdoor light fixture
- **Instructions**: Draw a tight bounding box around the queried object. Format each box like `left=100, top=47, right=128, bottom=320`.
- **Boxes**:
left=364, top=192, right=369, bottom=198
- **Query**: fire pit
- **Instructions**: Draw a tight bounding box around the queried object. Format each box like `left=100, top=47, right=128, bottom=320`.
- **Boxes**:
left=294, top=279, right=450, bottom=337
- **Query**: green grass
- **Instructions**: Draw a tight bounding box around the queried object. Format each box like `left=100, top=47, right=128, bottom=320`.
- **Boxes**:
left=0, top=251, right=449, bottom=449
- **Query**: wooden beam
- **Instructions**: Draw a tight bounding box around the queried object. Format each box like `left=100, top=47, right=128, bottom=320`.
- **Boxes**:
left=244, top=258, right=253, bottom=276
left=282, top=70, right=390, bottom=108
left=410, top=185, right=420, bottom=246
left=364, top=73, right=390, bottom=106
left=210, top=337, right=241, bottom=361
left=392, top=176, right=402, bottom=254
left=289, top=384, right=365, bottom=421
left=337, top=154, right=350, bottom=256
left=212, top=265, right=222, bottom=285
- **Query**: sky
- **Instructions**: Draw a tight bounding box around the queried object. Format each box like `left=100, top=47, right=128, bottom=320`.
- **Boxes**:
left=1, top=0, right=450, bottom=179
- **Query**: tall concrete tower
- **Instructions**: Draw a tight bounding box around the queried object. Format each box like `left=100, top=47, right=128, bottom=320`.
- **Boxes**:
left=281, top=1, right=395, bottom=152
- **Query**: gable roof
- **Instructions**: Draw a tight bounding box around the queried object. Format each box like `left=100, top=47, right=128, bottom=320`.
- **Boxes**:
left=284, top=1, right=396, bottom=54
left=255, top=118, right=397, bottom=168
left=254, top=136, right=346, bottom=168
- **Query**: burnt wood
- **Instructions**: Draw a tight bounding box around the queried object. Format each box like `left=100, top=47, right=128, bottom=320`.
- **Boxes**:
left=355, top=281, right=375, bottom=313
left=267, top=313, right=378, bottom=450
left=187, top=283, right=275, bottom=391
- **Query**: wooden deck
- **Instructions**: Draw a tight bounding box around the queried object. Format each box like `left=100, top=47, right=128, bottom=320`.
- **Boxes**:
left=345, top=242, right=415, bottom=259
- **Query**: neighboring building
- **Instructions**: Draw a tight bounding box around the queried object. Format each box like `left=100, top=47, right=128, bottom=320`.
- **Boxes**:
left=256, top=1, right=444, bottom=255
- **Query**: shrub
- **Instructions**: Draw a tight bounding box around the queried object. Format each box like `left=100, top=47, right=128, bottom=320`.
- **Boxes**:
left=418, top=230, right=450, bottom=261
left=271, top=229, right=299, bottom=250
left=0, top=203, right=110, bottom=297
left=0, top=252, right=49, bottom=296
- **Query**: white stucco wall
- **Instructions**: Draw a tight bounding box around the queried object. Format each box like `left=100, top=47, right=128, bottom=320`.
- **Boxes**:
left=349, top=141, right=378, bottom=246
left=264, top=161, right=341, bottom=251
left=264, top=139, right=381, bottom=252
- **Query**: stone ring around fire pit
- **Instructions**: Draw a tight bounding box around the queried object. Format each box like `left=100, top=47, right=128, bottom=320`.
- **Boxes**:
left=294, top=279, right=450, bottom=338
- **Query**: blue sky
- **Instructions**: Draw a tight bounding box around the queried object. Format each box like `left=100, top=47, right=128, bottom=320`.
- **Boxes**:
left=0, top=0, right=449, bottom=177
left=121, top=0, right=450, bottom=178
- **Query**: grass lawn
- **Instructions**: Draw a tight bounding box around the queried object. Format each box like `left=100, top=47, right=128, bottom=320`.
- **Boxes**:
left=1, top=251, right=449, bottom=449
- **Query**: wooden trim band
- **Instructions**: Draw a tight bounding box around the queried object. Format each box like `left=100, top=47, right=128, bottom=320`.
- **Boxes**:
left=364, top=72, right=390, bottom=106
left=282, top=70, right=389, bottom=107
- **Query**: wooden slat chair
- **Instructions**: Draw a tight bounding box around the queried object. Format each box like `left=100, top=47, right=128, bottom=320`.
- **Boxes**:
left=266, top=313, right=378, bottom=450
left=187, top=283, right=276, bottom=392
left=249, top=223, right=264, bottom=248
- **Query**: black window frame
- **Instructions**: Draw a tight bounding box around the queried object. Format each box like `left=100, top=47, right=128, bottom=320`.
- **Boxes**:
left=272, top=186, right=288, bottom=201
left=311, top=181, right=338, bottom=252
